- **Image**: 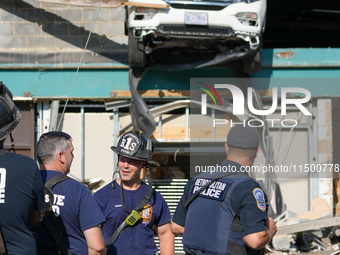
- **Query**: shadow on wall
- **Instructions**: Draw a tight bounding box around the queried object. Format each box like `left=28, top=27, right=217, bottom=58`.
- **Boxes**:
left=1, top=0, right=128, bottom=63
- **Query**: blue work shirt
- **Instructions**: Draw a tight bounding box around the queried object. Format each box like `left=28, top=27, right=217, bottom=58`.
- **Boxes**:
left=173, top=159, right=268, bottom=255
left=37, top=170, right=105, bottom=255
left=94, top=180, right=172, bottom=255
left=0, top=152, right=45, bottom=255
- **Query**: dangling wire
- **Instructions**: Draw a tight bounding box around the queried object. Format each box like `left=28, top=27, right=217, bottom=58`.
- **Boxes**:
left=145, top=163, right=152, bottom=185
left=9, top=133, right=15, bottom=152
left=57, top=0, right=104, bottom=131
left=119, top=163, right=153, bottom=215
left=120, top=171, right=131, bottom=214
left=111, top=164, right=120, bottom=189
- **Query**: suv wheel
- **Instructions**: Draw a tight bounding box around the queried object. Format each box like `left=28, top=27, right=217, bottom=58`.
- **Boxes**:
left=128, top=29, right=147, bottom=67
left=242, top=49, right=262, bottom=74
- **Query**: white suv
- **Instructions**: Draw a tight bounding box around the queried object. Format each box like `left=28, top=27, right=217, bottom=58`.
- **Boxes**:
left=127, top=0, right=266, bottom=73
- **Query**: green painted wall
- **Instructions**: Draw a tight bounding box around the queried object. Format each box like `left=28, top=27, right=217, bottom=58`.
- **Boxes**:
left=2, top=48, right=340, bottom=98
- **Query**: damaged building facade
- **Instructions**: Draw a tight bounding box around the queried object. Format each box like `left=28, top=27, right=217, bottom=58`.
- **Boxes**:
left=1, top=0, right=340, bottom=253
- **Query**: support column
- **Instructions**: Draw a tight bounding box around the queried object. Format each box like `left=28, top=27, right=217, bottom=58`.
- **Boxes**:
left=317, top=99, right=333, bottom=206
left=49, top=100, right=59, bottom=132
left=311, top=99, right=318, bottom=203
left=113, top=109, right=120, bottom=180
left=81, top=106, right=85, bottom=180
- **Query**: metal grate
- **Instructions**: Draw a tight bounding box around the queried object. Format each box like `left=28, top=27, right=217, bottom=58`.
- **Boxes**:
left=170, top=4, right=227, bottom=11
left=151, top=179, right=188, bottom=254
left=158, top=24, right=233, bottom=37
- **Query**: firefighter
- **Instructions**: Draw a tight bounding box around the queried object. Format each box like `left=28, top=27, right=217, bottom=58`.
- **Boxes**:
left=0, top=82, right=45, bottom=254
left=94, top=130, right=175, bottom=255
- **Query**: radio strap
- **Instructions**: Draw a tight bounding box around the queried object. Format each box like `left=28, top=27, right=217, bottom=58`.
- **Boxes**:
left=0, top=220, right=6, bottom=255
left=106, top=168, right=153, bottom=254
left=43, top=174, right=72, bottom=255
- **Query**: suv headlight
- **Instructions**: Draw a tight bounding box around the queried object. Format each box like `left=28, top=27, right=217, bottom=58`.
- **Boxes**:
left=134, top=8, right=158, bottom=21
left=236, top=12, right=258, bottom=26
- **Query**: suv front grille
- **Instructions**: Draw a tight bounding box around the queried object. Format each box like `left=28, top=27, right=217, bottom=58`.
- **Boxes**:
left=170, top=4, right=227, bottom=11
left=158, top=24, right=233, bottom=37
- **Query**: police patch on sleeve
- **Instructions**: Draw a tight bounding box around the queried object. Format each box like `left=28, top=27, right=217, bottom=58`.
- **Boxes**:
left=253, top=188, right=266, bottom=211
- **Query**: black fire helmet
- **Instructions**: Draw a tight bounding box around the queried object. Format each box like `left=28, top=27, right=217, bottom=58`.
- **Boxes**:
left=0, top=82, right=21, bottom=141
left=111, top=130, right=159, bottom=167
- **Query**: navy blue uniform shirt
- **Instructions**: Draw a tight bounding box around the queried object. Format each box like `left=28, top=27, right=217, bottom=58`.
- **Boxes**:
left=94, top=180, right=172, bottom=255
left=37, top=170, right=105, bottom=255
left=0, top=152, right=45, bottom=255
left=173, top=159, right=268, bottom=254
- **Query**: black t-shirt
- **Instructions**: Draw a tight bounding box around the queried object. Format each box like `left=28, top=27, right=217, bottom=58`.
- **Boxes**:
left=0, top=151, right=45, bottom=254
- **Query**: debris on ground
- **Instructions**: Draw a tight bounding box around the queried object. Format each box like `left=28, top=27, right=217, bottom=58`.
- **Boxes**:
left=267, top=198, right=340, bottom=253
left=81, top=177, right=104, bottom=192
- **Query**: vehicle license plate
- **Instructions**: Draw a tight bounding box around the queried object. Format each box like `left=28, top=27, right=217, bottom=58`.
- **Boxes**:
left=185, top=12, right=208, bottom=25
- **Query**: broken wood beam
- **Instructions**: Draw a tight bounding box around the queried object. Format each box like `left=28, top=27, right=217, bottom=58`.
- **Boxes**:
left=110, top=89, right=273, bottom=98
left=277, top=216, right=340, bottom=236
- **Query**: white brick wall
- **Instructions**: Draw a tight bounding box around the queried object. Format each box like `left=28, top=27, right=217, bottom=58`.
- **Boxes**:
left=0, top=0, right=127, bottom=51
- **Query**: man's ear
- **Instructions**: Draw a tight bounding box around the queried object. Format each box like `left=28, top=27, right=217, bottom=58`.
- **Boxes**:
left=57, top=151, right=64, bottom=164
left=225, top=143, right=229, bottom=155
left=254, top=146, right=260, bottom=158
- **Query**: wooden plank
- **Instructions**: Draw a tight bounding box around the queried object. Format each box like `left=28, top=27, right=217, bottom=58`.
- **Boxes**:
left=190, top=126, right=231, bottom=139
left=152, top=126, right=187, bottom=140
left=334, top=176, right=340, bottom=216
left=123, top=2, right=170, bottom=8
left=31, top=0, right=126, bottom=8
left=276, top=216, right=340, bottom=235
left=111, top=90, right=191, bottom=98
left=151, top=125, right=231, bottom=140
left=110, top=89, right=273, bottom=98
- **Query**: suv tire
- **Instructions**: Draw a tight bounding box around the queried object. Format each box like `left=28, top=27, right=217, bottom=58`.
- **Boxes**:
left=128, top=29, right=147, bottom=68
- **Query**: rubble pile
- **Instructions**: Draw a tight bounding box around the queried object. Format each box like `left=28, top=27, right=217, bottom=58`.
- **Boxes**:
left=268, top=198, right=340, bottom=254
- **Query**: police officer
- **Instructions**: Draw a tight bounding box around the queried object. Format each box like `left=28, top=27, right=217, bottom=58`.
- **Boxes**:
left=94, top=130, right=175, bottom=255
left=171, top=125, right=277, bottom=255
left=0, top=83, right=45, bottom=254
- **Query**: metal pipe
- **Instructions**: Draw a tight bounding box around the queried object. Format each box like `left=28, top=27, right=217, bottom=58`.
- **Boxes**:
left=158, top=116, right=162, bottom=139
left=113, top=109, right=119, bottom=180
left=60, top=104, right=105, bottom=108
left=212, top=109, right=215, bottom=139
left=311, top=99, right=318, bottom=204
left=35, top=102, right=43, bottom=164
left=81, top=106, right=85, bottom=180
left=186, top=107, right=189, bottom=140
left=37, top=101, right=42, bottom=141
left=264, top=135, right=271, bottom=195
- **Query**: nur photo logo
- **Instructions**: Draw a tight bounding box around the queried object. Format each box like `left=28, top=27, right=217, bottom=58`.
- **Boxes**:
left=197, top=82, right=312, bottom=128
